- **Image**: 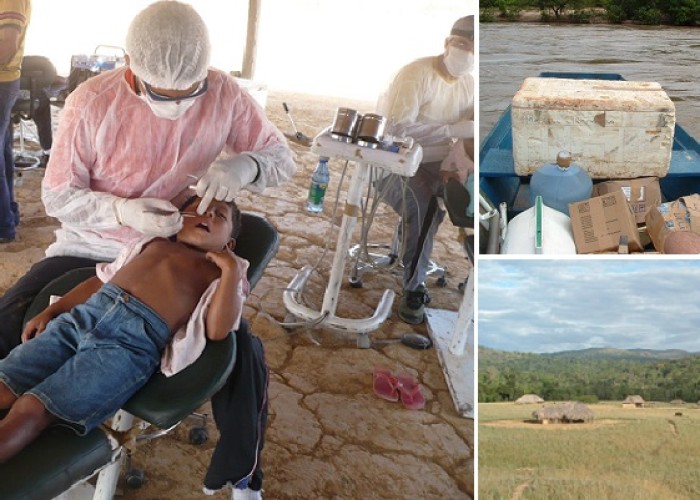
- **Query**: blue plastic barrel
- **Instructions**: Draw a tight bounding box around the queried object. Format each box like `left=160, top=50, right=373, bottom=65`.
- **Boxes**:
left=529, top=151, right=593, bottom=215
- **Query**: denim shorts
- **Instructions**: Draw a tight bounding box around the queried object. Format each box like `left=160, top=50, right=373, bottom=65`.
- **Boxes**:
left=0, top=283, right=170, bottom=434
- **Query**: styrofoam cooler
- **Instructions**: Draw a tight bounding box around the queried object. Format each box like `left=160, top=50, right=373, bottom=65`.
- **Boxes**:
left=512, top=78, right=676, bottom=179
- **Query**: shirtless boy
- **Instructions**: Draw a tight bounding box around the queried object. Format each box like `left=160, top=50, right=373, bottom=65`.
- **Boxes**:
left=0, top=196, right=247, bottom=463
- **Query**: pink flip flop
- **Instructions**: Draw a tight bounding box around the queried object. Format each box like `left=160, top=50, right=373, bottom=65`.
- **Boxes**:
left=396, top=373, right=426, bottom=410
left=373, top=367, right=399, bottom=402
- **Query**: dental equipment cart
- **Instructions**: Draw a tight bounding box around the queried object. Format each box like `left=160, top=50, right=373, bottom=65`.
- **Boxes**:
left=283, top=129, right=423, bottom=348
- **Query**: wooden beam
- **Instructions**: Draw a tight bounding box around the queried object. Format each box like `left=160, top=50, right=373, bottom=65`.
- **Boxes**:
left=242, top=0, right=261, bottom=79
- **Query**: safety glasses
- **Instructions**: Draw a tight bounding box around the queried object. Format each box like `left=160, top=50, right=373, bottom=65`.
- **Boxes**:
left=449, top=37, right=474, bottom=51
left=142, top=78, right=208, bottom=102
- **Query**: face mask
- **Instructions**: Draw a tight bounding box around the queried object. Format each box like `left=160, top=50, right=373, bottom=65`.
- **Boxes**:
left=141, top=95, right=197, bottom=120
left=443, top=46, right=474, bottom=77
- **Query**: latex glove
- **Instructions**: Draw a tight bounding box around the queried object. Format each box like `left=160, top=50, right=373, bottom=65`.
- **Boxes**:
left=114, top=197, right=183, bottom=237
left=447, top=120, right=474, bottom=139
left=440, top=139, right=473, bottom=185
left=196, top=155, right=258, bottom=215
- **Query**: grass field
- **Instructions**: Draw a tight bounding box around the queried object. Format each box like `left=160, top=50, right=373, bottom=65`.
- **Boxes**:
left=479, top=402, right=700, bottom=499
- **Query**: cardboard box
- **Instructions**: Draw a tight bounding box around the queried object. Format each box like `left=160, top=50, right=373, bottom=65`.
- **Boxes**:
left=591, top=177, right=662, bottom=224
left=512, top=78, right=675, bottom=178
left=568, top=190, right=643, bottom=253
left=645, top=194, right=700, bottom=252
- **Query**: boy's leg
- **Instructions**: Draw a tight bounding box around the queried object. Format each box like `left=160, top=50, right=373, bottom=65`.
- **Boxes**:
left=0, top=380, right=17, bottom=408
left=0, top=256, right=100, bottom=358
left=0, top=393, right=55, bottom=463
left=25, top=287, right=167, bottom=434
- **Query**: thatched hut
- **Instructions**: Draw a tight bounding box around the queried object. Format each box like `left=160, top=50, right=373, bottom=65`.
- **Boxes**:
left=532, top=402, right=594, bottom=424
left=622, top=395, right=645, bottom=409
left=515, top=394, right=544, bottom=405
left=670, top=399, right=685, bottom=405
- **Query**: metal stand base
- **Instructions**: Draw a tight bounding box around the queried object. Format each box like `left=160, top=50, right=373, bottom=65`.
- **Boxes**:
left=283, top=265, right=395, bottom=348
left=283, top=129, right=423, bottom=347
left=348, top=239, right=447, bottom=288
left=348, top=242, right=399, bottom=287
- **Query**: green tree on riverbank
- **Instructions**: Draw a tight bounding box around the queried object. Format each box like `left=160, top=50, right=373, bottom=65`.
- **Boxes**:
left=481, top=0, right=700, bottom=25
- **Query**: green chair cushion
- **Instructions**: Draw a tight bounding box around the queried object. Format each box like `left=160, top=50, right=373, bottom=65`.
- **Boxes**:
left=236, top=213, right=280, bottom=290
left=0, top=422, right=112, bottom=500
left=124, top=333, right=235, bottom=429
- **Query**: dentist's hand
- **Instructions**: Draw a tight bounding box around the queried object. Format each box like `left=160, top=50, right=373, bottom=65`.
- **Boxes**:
left=114, top=197, right=183, bottom=237
left=196, top=155, right=258, bottom=214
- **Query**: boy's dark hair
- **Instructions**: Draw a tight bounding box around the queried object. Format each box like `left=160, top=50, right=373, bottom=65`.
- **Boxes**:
left=181, top=195, right=242, bottom=239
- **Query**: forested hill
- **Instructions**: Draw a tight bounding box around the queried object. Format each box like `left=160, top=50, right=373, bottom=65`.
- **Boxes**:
left=479, top=347, right=700, bottom=403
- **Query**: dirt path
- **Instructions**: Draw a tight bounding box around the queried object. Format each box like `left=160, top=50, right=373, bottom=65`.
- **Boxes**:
left=668, top=420, right=679, bottom=437
left=3, top=89, right=473, bottom=499
left=511, top=480, right=532, bottom=500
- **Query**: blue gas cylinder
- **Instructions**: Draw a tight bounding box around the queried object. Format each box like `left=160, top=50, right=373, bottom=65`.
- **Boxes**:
left=529, top=151, right=593, bottom=215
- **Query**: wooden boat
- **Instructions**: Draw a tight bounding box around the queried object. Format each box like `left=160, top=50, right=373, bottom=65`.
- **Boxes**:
left=479, top=71, right=700, bottom=254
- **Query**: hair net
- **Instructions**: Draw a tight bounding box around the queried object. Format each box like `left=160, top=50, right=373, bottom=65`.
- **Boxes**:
left=126, top=1, right=211, bottom=90
left=450, top=15, right=474, bottom=41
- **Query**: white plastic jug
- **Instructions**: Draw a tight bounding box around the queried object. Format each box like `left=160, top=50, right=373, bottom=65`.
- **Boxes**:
left=501, top=196, right=577, bottom=254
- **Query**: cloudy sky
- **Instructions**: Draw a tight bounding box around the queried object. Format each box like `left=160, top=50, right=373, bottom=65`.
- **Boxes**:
left=478, top=259, right=700, bottom=354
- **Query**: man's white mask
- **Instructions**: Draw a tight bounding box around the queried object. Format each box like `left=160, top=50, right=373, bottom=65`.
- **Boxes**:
left=141, top=95, right=196, bottom=120
left=444, top=46, right=474, bottom=77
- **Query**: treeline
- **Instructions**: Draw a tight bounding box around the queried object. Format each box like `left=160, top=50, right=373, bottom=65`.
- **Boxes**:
left=479, top=347, right=700, bottom=403
left=481, top=0, right=700, bottom=26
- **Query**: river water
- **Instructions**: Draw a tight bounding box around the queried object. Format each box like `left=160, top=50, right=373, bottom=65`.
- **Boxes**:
left=479, top=23, right=700, bottom=142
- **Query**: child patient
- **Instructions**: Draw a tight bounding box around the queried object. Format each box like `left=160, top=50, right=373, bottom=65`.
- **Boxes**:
left=0, top=195, right=248, bottom=463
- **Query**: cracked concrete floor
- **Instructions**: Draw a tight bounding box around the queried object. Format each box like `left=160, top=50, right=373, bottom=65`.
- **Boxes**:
left=1, top=90, right=473, bottom=499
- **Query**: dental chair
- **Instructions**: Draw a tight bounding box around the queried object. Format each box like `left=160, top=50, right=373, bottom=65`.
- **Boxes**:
left=442, top=179, right=474, bottom=294
left=0, top=212, right=279, bottom=500
left=443, top=178, right=474, bottom=263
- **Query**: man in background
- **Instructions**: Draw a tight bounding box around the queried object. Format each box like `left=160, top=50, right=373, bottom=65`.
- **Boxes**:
left=21, top=54, right=56, bottom=163
left=0, top=0, right=30, bottom=243
left=377, top=15, right=474, bottom=324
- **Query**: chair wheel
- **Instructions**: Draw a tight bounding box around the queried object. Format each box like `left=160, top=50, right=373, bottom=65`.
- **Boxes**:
left=189, top=426, right=209, bottom=445
left=349, top=277, right=363, bottom=288
left=126, top=468, right=145, bottom=489
left=14, top=155, right=40, bottom=170
left=436, top=276, right=447, bottom=288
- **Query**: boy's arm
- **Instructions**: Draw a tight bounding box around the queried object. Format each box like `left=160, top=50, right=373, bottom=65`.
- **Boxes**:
left=205, top=249, right=249, bottom=341
left=21, top=276, right=104, bottom=342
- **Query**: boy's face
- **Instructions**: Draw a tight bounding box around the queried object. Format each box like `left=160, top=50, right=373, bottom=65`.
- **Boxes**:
left=176, top=198, right=235, bottom=251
